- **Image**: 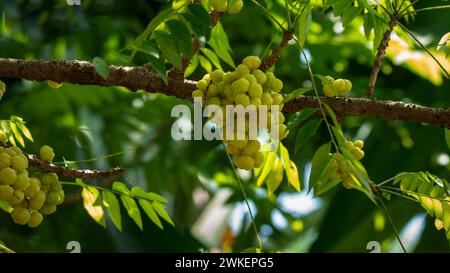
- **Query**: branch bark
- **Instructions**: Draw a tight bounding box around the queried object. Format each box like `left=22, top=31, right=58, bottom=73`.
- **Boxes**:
left=0, top=143, right=124, bottom=179
left=367, top=18, right=397, bottom=97
left=260, top=32, right=292, bottom=72
left=1, top=58, right=450, bottom=129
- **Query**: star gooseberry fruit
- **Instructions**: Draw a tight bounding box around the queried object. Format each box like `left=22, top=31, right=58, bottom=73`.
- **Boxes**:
left=227, top=0, right=244, bottom=14
left=39, top=145, right=55, bottom=162
left=211, top=0, right=228, bottom=12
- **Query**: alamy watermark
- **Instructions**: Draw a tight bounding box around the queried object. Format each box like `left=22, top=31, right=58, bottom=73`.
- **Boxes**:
left=66, top=0, right=81, bottom=6
left=171, top=98, right=282, bottom=141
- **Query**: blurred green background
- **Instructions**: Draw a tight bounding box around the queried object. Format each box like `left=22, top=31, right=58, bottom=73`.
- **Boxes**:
left=0, top=0, right=449, bottom=253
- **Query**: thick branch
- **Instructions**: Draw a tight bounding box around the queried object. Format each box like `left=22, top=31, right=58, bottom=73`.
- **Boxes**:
left=284, top=96, right=450, bottom=129
left=260, top=32, right=292, bottom=72
left=1, top=58, right=450, bottom=129
left=0, top=143, right=124, bottom=179
left=367, top=18, right=397, bottom=97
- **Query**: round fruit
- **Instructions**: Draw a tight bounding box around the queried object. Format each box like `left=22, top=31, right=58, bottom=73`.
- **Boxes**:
left=229, top=139, right=248, bottom=149
left=11, top=155, right=27, bottom=172
left=352, top=148, right=365, bottom=160
left=0, top=131, right=6, bottom=143
left=231, top=78, right=249, bottom=93
left=248, top=83, right=263, bottom=98
left=227, top=0, right=244, bottom=14
left=29, top=191, right=46, bottom=210
left=345, top=140, right=354, bottom=150
left=24, top=177, right=41, bottom=198
left=0, top=185, right=14, bottom=200
left=0, top=152, right=11, bottom=169
left=323, top=84, right=336, bottom=97
left=46, top=191, right=61, bottom=205
left=272, top=93, right=284, bottom=105
left=333, top=79, right=347, bottom=95
left=242, top=140, right=260, bottom=156
left=234, top=93, right=250, bottom=106
left=223, top=72, right=235, bottom=84
left=242, top=56, right=261, bottom=70
left=40, top=204, right=57, bottom=215
left=234, top=64, right=250, bottom=78
left=28, top=212, right=43, bottom=228
left=207, top=97, right=222, bottom=106
left=0, top=167, right=17, bottom=185
left=252, top=69, right=267, bottom=85
left=344, top=79, right=352, bottom=92
left=235, top=155, right=254, bottom=170
left=40, top=145, right=55, bottom=162
left=253, top=151, right=264, bottom=167
left=11, top=207, right=31, bottom=225
left=211, top=0, right=228, bottom=12
left=250, top=97, right=262, bottom=107
left=261, top=92, right=273, bottom=106
left=192, top=90, right=204, bottom=99
left=210, top=70, right=224, bottom=83
left=197, top=79, right=208, bottom=91
left=354, top=140, right=364, bottom=149
left=8, top=190, right=25, bottom=205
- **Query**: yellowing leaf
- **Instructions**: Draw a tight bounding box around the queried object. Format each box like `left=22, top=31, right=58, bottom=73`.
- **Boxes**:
left=48, top=80, right=63, bottom=89
left=82, top=186, right=106, bottom=228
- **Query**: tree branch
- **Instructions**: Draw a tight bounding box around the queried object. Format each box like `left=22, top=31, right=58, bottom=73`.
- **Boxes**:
left=260, top=31, right=292, bottom=72
left=367, top=18, right=397, bottom=97
left=1, top=58, right=450, bottom=129
left=284, top=96, right=450, bottom=129
left=0, top=143, right=124, bottom=179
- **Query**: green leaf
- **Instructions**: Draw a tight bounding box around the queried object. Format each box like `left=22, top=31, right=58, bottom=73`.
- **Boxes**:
left=284, top=88, right=312, bottom=103
left=185, top=52, right=199, bottom=77
left=154, top=31, right=182, bottom=69
left=166, top=20, right=193, bottom=58
left=286, top=108, right=316, bottom=130
left=342, top=6, right=363, bottom=27
left=201, top=48, right=223, bottom=70
left=152, top=201, right=175, bottom=226
left=333, top=0, right=354, bottom=16
left=294, top=119, right=322, bottom=154
left=81, top=186, right=106, bottom=228
left=309, top=142, right=332, bottom=193
left=0, top=80, right=5, bottom=94
left=280, top=142, right=300, bottom=191
left=209, top=22, right=235, bottom=68
left=9, top=122, right=24, bottom=147
left=445, top=129, right=450, bottom=151
left=132, top=8, right=175, bottom=49
left=92, top=57, right=109, bottom=79
left=296, top=4, right=312, bottom=46
left=102, top=191, right=122, bottom=231
left=256, top=150, right=277, bottom=187
left=199, top=55, right=212, bottom=72
left=183, top=4, right=211, bottom=40
left=139, top=199, right=163, bottom=229
left=131, top=187, right=168, bottom=203
left=132, top=40, right=159, bottom=57
left=147, top=55, right=168, bottom=84
left=15, top=122, right=33, bottom=142
left=267, top=158, right=283, bottom=196
left=113, top=182, right=143, bottom=230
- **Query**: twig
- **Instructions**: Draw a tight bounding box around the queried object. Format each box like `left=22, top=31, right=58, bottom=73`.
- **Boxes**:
left=367, top=18, right=397, bottom=98
left=260, top=31, right=293, bottom=71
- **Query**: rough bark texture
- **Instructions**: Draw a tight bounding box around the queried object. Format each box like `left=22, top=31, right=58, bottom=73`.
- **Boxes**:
left=284, top=96, right=450, bottom=129
left=367, top=18, right=397, bottom=97
left=260, top=32, right=293, bottom=72
left=1, top=58, right=450, bottom=129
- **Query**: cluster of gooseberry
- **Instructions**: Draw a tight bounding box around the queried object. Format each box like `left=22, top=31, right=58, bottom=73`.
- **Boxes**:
left=0, top=143, right=64, bottom=228
left=211, top=0, right=243, bottom=14
left=192, top=56, right=288, bottom=170
left=322, top=76, right=352, bottom=97
left=329, top=140, right=365, bottom=189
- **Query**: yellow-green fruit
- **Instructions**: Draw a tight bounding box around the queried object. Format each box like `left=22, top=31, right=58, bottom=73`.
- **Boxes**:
left=243, top=74, right=257, bottom=84
left=8, top=190, right=24, bottom=205
left=242, top=140, right=260, bottom=156
left=278, top=124, right=289, bottom=140
left=46, top=191, right=61, bottom=205
left=29, top=191, right=46, bottom=210
left=11, top=207, right=31, bottom=225
left=333, top=79, right=347, bottom=95
left=344, top=79, right=352, bottom=92
left=250, top=97, right=262, bottom=107
left=202, top=74, right=211, bottom=85
left=271, top=79, right=283, bottom=93
left=17, top=199, right=28, bottom=208
left=223, top=72, right=235, bottom=84
left=197, top=79, right=208, bottom=91
left=252, top=69, right=267, bottom=85
left=323, top=84, right=336, bottom=97
left=352, top=147, right=365, bottom=160
left=40, top=204, right=57, bottom=215
left=342, top=177, right=354, bottom=189
left=0, top=152, right=11, bottom=169
left=14, top=173, right=30, bottom=191
left=57, top=190, right=65, bottom=205
left=345, top=140, right=354, bottom=150
left=210, top=69, right=224, bottom=83
left=192, top=90, right=204, bottom=99
left=234, top=93, right=250, bottom=106
left=207, top=83, right=221, bottom=97
left=0, top=167, right=17, bottom=185
left=207, top=97, right=222, bottom=106
left=242, top=56, right=261, bottom=70
left=0, top=131, right=7, bottom=143
left=4, top=147, right=17, bottom=156
left=40, top=145, right=55, bottom=162
left=0, top=185, right=14, bottom=200
left=261, top=92, right=273, bottom=106
left=234, top=64, right=250, bottom=78
left=235, top=155, right=255, bottom=170
left=226, top=144, right=241, bottom=155
left=322, top=75, right=334, bottom=86
left=227, top=0, right=243, bottom=14
left=272, top=93, right=284, bottom=105
left=28, top=212, right=43, bottom=228
left=231, top=78, right=250, bottom=94
left=51, top=181, right=62, bottom=192
left=211, top=0, right=228, bottom=12
left=229, top=139, right=248, bottom=149
left=253, top=151, right=264, bottom=167
left=48, top=80, right=63, bottom=89
left=24, top=178, right=40, bottom=198
left=41, top=173, right=58, bottom=186
left=279, top=113, right=285, bottom=124
left=354, top=140, right=364, bottom=149
left=248, top=83, right=263, bottom=98
left=11, top=155, right=28, bottom=172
